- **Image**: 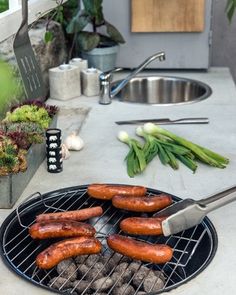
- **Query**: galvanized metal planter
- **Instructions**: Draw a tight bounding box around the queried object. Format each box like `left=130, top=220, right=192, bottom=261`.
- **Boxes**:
left=0, top=115, right=57, bottom=209
left=81, top=45, right=119, bottom=72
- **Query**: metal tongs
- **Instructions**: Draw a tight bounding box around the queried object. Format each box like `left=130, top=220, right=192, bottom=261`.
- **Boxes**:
left=153, top=186, right=236, bottom=236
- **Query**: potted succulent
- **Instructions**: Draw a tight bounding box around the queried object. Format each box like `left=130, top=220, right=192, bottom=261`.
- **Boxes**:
left=65, top=0, right=125, bottom=71
left=0, top=100, right=58, bottom=208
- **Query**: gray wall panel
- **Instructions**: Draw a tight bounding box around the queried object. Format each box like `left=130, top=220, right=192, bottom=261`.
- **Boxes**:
left=103, top=0, right=212, bottom=69
left=211, top=0, right=236, bottom=82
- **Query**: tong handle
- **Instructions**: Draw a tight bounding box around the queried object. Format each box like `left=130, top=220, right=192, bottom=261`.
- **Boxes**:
left=199, top=186, right=236, bottom=213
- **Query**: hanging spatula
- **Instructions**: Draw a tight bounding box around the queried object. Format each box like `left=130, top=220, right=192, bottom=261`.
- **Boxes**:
left=13, top=0, right=45, bottom=101
left=153, top=186, right=236, bottom=236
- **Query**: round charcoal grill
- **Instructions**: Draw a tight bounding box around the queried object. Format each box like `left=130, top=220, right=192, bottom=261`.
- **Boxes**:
left=0, top=185, right=218, bottom=294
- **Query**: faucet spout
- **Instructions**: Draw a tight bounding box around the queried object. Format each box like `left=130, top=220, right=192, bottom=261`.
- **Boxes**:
left=99, top=51, right=165, bottom=105
left=111, top=52, right=165, bottom=98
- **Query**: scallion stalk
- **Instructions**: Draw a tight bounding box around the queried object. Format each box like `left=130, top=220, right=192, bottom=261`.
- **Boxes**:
left=143, top=123, right=228, bottom=169
left=117, top=130, right=146, bottom=177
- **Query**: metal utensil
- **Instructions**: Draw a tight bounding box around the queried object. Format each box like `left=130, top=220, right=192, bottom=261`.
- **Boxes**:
left=154, top=186, right=236, bottom=236
left=115, top=117, right=209, bottom=125
left=13, top=0, right=45, bottom=100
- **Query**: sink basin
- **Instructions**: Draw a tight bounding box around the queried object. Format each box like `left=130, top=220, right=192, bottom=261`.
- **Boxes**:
left=112, top=75, right=212, bottom=105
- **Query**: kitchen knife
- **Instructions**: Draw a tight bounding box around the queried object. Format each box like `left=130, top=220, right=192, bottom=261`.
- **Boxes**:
left=115, top=117, right=209, bottom=125
left=153, top=186, right=236, bottom=236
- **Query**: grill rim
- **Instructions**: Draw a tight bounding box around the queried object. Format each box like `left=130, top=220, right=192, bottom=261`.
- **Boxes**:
left=0, top=184, right=218, bottom=294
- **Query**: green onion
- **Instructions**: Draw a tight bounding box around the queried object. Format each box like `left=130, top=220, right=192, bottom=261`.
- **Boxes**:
left=165, top=149, right=179, bottom=170
left=117, top=130, right=146, bottom=177
left=136, top=126, right=159, bottom=164
left=143, top=123, right=229, bottom=169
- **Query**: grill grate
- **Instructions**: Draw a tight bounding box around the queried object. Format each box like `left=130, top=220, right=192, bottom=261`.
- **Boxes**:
left=0, top=185, right=218, bottom=294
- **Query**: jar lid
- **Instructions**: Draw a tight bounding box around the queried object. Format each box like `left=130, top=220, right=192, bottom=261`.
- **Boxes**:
left=86, top=68, right=97, bottom=73
left=59, top=64, right=72, bottom=70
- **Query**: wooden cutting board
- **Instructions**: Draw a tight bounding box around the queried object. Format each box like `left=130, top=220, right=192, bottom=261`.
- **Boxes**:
left=131, top=0, right=205, bottom=32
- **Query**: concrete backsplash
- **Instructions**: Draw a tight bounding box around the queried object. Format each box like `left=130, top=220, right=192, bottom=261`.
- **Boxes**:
left=211, top=0, right=236, bottom=82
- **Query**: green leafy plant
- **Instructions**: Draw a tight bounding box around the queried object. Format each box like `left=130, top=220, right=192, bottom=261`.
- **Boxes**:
left=226, top=0, right=236, bottom=22
left=44, top=0, right=125, bottom=59
left=65, top=0, right=125, bottom=52
left=0, top=60, right=23, bottom=119
left=0, top=0, right=8, bottom=13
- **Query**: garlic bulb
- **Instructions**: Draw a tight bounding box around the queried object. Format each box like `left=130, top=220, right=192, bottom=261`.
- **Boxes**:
left=61, top=143, right=70, bottom=160
left=64, top=132, right=84, bottom=151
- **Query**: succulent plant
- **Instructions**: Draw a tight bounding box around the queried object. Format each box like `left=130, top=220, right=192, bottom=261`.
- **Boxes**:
left=4, top=104, right=52, bottom=129
left=10, top=100, right=59, bottom=118
left=0, top=135, right=19, bottom=176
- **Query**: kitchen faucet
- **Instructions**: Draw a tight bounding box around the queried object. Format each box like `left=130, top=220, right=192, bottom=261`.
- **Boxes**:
left=99, top=51, right=166, bottom=105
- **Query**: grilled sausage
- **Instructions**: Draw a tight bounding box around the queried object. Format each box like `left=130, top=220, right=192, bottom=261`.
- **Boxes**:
left=120, top=217, right=166, bottom=236
left=29, top=221, right=96, bottom=239
left=36, top=206, right=103, bottom=223
left=112, top=194, right=172, bottom=212
left=107, top=234, right=173, bottom=264
left=36, top=236, right=102, bottom=269
left=87, top=184, right=147, bottom=200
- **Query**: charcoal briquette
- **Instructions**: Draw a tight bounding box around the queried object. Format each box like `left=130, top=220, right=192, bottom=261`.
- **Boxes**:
left=112, top=283, right=135, bottom=295
left=85, top=271, right=103, bottom=281
left=63, top=288, right=78, bottom=295
left=74, top=255, right=88, bottom=265
left=91, top=277, right=114, bottom=291
left=132, top=265, right=151, bottom=287
left=77, top=264, right=89, bottom=278
left=48, top=276, right=73, bottom=289
left=143, top=275, right=165, bottom=293
left=112, top=252, right=130, bottom=263
left=72, top=279, right=91, bottom=294
left=115, top=263, right=133, bottom=283
left=98, top=252, right=111, bottom=263
left=56, top=259, right=77, bottom=281
left=154, top=270, right=166, bottom=281
left=85, top=254, right=100, bottom=267
left=128, top=261, right=142, bottom=274
left=110, top=271, right=125, bottom=288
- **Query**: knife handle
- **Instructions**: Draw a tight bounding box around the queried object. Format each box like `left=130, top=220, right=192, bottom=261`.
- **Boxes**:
left=174, top=118, right=209, bottom=124
left=199, top=186, right=236, bottom=213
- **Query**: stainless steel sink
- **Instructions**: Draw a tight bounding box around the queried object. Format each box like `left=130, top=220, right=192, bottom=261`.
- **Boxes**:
left=112, top=75, right=212, bottom=105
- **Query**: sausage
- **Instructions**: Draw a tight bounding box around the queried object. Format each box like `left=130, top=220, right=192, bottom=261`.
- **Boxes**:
left=112, top=194, right=172, bottom=212
left=120, top=217, right=166, bottom=235
left=87, top=184, right=147, bottom=200
left=36, top=236, right=102, bottom=269
left=36, top=206, right=103, bottom=223
left=107, top=234, right=173, bottom=264
left=29, top=221, right=96, bottom=239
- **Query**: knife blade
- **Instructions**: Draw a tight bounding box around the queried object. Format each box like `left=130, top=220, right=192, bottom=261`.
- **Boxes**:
left=115, top=117, right=209, bottom=125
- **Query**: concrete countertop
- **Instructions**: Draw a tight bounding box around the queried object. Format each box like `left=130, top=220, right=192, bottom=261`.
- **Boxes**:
left=0, top=67, right=236, bottom=294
